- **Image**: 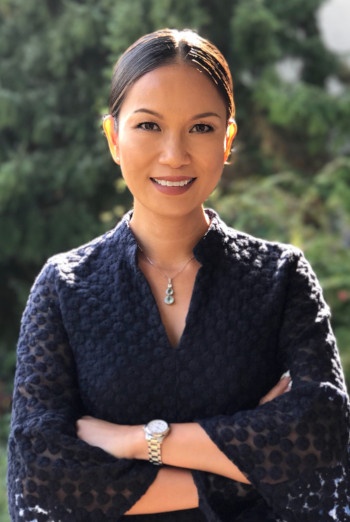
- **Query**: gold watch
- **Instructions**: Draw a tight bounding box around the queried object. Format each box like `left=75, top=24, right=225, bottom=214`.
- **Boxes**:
left=143, top=419, right=170, bottom=465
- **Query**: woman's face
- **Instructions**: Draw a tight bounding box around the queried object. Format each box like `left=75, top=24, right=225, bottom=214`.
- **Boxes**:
left=104, top=63, right=236, bottom=220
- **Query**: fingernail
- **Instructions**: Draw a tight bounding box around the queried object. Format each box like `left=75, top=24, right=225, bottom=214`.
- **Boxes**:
left=280, top=370, right=291, bottom=380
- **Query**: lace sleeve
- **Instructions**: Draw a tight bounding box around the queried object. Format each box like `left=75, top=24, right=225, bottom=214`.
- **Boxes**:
left=7, top=262, right=157, bottom=522
left=197, top=250, right=350, bottom=521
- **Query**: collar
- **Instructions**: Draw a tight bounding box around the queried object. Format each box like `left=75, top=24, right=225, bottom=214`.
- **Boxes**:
left=117, top=208, right=234, bottom=269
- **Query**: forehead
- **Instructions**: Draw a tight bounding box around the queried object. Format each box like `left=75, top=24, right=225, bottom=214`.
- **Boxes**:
left=119, top=63, right=227, bottom=117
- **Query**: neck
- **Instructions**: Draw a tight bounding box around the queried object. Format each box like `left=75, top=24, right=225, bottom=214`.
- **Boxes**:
left=129, top=204, right=210, bottom=269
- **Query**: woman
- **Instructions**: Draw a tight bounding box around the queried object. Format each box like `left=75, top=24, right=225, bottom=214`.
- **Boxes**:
left=7, top=29, right=350, bottom=521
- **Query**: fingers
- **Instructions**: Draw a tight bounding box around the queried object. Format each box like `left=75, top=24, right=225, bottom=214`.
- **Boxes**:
left=76, top=416, right=97, bottom=442
left=280, top=370, right=292, bottom=384
left=259, top=371, right=292, bottom=405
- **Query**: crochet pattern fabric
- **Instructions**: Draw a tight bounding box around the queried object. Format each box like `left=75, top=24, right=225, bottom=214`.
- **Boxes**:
left=7, top=210, right=350, bottom=521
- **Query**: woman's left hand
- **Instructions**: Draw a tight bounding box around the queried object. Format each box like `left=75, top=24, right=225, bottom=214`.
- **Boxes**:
left=259, top=371, right=292, bottom=405
left=76, top=416, right=144, bottom=459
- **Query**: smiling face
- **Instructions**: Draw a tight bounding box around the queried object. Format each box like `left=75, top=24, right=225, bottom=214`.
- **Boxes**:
left=103, top=63, right=237, bottom=222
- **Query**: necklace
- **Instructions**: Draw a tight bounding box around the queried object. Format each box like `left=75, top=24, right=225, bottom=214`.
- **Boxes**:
left=138, top=246, right=195, bottom=305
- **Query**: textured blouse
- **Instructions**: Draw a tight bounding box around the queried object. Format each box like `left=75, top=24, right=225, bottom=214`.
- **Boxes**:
left=7, top=210, right=350, bottom=521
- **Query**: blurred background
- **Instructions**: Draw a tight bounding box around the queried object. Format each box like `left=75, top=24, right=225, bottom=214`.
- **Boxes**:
left=1, top=0, right=349, bottom=518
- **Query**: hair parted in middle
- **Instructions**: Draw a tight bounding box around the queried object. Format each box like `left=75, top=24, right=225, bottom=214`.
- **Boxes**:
left=109, top=28, right=235, bottom=124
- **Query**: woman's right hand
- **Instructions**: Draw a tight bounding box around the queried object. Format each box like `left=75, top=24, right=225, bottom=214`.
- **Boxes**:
left=259, top=371, right=292, bottom=405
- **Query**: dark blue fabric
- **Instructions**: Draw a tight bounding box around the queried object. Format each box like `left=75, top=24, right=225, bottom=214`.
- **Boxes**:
left=7, top=210, right=350, bottom=521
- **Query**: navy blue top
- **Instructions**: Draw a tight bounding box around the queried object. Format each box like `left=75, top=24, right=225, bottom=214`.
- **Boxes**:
left=7, top=210, right=350, bottom=521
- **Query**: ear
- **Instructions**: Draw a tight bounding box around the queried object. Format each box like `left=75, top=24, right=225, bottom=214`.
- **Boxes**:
left=102, top=115, right=120, bottom=164
left=224, top=118, right=237, bottom=162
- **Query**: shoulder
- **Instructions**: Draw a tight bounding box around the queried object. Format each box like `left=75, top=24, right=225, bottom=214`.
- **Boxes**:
left=205, top=209, right=304, bottom=271
left=37, top=214, right=133, bottom=287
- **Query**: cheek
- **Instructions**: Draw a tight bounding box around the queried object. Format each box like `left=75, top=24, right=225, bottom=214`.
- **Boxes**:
left=202, top=135, right=227, bottom=161
left=118, top=153, right=146, bottom=186
left=206, top=152, right=226, bottom=188
left=118, top=138, right=138, bottom=162
left=201, top=145, right=226, bottom=172
left=119, top=138, right=158, bottom=173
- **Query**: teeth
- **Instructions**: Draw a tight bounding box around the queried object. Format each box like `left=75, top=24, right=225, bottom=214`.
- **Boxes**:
left=153, top=179, right=193, bottom=187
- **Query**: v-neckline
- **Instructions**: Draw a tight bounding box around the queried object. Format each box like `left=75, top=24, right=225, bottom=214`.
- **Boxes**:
left=136, top=264, right=204, bottom=350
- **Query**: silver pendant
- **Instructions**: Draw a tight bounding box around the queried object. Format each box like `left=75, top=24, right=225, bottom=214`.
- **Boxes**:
left=164, top=279, right=175, bottom=305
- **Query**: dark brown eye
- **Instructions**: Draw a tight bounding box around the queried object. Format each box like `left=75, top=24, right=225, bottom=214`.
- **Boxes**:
left=191, top=123, right=213, bottom=133
left=138, top=122, right=160, bottom=131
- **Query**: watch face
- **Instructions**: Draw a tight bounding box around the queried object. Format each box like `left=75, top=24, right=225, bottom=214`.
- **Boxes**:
left=148, top=419, right=168, bottom=435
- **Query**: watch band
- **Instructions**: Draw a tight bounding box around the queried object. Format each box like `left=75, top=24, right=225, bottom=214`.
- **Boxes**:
left=147, top=437, right=163, bottom=465
left=143, top=420, right=170, bottom=466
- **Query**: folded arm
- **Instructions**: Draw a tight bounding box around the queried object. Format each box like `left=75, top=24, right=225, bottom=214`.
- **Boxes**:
left=77, top=250, right=350, bottom=519
left=77, top=374, right=291, bottom=514
left=7, top=262, right=158, bottom=521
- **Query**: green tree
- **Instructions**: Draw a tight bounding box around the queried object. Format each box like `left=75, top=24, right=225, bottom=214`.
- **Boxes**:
left=209, top=156, right=350, bottom=380
left=0, top=0, right=120, bottom=380
left=1, top=4, right=349, bottom=520
left=0, top=0, right=349, bottom=386
left=0, top=0, right=210, bottom=382
left=222, top=0, right=350, bottom=178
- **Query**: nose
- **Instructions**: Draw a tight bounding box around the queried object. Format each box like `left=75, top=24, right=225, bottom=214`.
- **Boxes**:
left=158, top=133, right=190, bottom=168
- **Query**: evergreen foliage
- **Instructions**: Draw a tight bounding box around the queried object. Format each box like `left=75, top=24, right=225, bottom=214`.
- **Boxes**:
left=0, top=0, right=349, bottom=392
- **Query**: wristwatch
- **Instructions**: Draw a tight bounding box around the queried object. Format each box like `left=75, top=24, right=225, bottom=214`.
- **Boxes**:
left=143, top=419, right=170, bottom=465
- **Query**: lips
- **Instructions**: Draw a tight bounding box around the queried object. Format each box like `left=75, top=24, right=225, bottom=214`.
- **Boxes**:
left=152, top=178, right=195, bottom=187
left=150, top=176, right=196, bottom=195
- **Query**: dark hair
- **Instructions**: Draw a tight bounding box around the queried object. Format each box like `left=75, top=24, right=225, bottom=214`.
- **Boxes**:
left=109, top=28, right=235, bottom=122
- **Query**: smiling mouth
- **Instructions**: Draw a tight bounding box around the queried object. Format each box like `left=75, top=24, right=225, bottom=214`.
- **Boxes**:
left=151, top=178, right=195, bottom=187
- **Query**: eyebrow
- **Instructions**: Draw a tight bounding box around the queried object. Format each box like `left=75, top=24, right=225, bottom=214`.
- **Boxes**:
left=133, top=109, right=223, bottom=120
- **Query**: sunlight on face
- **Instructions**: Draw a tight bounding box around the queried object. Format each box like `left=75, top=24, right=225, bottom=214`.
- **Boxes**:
left=113, top=64, right=234, bottom=220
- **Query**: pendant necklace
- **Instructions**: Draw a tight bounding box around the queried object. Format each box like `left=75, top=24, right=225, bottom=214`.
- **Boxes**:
left=138, top=246, right=195, bottom=305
